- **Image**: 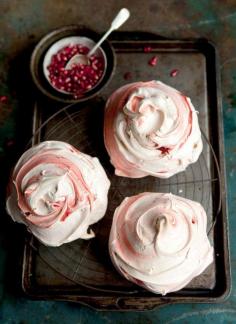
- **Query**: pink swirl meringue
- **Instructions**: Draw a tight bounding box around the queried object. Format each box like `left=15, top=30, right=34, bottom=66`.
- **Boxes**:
left=109, top=192, right=213, bottom=295
left=104, top=81, right=203, bottom=178
left=6, top=141, right=110, bottom=246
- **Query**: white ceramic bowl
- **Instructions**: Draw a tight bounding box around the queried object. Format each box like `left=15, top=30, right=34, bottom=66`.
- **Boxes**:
left=43, top=36, right=107, bottom=94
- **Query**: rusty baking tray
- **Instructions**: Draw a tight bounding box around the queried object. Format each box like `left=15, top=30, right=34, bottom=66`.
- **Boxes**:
left=22, top=32, right=230, bottom=310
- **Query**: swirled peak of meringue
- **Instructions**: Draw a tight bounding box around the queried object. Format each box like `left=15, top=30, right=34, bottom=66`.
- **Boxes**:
left=6, top=141, right=110, bottom=247
left=109, top=192, right=213, bottom=295
left=104, top=81, right=203, bottom=178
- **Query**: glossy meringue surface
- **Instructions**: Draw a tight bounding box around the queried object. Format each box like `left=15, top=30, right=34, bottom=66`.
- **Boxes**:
left=109, top=192, right=213, bottom=295
left=104, top=81, right=203, bottom=178
left=6, top=141, right=110, bottom=246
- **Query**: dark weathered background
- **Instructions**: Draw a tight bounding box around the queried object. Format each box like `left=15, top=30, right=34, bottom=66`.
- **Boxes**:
left=0, top=0, right=236, bottom=322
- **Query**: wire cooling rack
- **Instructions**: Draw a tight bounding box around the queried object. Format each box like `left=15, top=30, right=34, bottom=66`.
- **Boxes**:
left=26, top=99, right=221, bottom=292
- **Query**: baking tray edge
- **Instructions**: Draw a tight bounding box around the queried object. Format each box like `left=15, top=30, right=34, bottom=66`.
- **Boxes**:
left=21, top=33, right=231, bottom=310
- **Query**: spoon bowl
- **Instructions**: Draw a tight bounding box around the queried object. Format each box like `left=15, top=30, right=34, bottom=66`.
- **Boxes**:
left=65, top=53, right=88, bottom=68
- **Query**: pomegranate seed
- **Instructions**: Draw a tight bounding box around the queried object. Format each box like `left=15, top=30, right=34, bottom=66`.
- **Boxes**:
left=0, top=95, right=8, bottom=103
left=148, top=56, right=158, bottom=66
left=158, top=147, right=170, bottom=155
left=47, top=44, right=104, bottom=96
left=6, top=139, right=15, bottom=147
left=170, top=69, right=179, bottom=77
left=144, top=46, right=152, bottom=53
left=124, top=72, right=132, bottom=80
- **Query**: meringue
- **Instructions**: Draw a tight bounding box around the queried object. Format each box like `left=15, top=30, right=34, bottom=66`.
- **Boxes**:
left=109, top=192, right=213, bottom=295
left=104, top=81, right=203, bottom=178
left=6, top=141, right=110, bottom=247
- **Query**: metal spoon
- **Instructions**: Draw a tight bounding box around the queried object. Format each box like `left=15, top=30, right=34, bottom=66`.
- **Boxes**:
left=65, top=8, right=130, bottom=69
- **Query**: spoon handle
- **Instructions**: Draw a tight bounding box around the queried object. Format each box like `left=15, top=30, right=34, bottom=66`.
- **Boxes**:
left=88, top=29, right=113, bottom=56
left=88, top=8, right=130, bottom=56
left=111, top=8, right=130, bottom=30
